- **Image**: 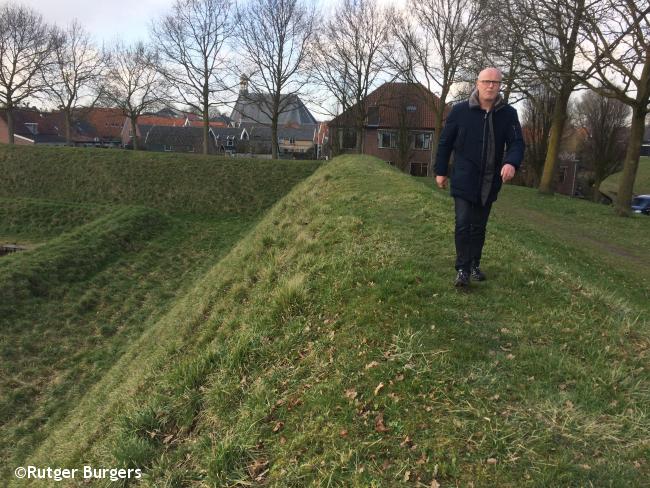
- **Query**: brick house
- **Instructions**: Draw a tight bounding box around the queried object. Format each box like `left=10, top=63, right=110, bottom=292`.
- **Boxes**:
left=327, top=83, right=443, bottom=176
left=0, top=107, right=125, bottom=146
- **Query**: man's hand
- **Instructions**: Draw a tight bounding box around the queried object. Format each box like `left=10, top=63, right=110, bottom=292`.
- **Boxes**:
left=436, top=175, right=448, bottom=189
left=501, top=163, right=516, bottom=183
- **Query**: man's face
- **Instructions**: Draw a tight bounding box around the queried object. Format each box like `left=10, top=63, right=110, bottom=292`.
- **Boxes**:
left=476, top=69, right=502, bottom=101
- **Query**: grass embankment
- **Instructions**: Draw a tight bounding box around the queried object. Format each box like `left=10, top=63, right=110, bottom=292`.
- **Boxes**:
left=600, top=156, right=650, bottom=199
left=0, top=144, right=321, bottom=216
left=18, top=155, right=648, bottom=487
left=1, top=145, right=321, bottom=482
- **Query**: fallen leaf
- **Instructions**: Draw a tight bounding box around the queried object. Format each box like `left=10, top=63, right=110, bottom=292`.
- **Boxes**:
left=400, top=436, right=413, bottom=448
left=431, top=480, right=441, bottom=488
left=374, top=382, right=385, bottom=395
left=565, top=400, right=574, bottom=410
left=339, top=429, right=348, bottom=438
left=272, top=421, right=284, bottom=433
left=163, top=434, right=174, bottom=444
left=365, top=361, right=380, bottom=369
left=403, top=470, right=412, bottom=482
left=487, top=458, right=497, bottom=465
left=375, top=413, right=390, bottom=433
left=345, top=388, right=358, bottom=400
left=506, top=354, right=515, bottom=360
left=247, top=459, right=269, bottom=480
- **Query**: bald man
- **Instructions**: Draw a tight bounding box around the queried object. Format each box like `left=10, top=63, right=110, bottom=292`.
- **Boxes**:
left=434, top=68, right=525, bottom=287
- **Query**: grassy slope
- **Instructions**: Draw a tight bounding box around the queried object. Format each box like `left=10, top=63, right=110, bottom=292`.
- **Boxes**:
left=0, top=146, right=321, bottom=481
left=17, top=155, right=648, bottom=487
left=600, top=156, right=650, bottom=199
left=0, top=145, right=321, bottom=216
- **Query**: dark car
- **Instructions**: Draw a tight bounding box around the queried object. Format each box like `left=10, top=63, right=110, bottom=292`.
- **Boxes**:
left=631, top=195, right=650, bottom=215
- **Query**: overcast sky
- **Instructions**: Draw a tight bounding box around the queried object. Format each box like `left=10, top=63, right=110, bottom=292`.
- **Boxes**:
left=17, top=0, right=174, bottom=45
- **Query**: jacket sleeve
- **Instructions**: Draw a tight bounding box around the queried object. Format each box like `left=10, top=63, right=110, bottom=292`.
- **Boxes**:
left=503, top=109, right=525, bottom=168
left=434, top=105, right=459, bottom=177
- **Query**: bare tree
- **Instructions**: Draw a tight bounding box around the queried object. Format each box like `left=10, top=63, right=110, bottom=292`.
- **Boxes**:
left=101, top=42, right=166, bottom=151
left=0, top=3, right=56, bottom=144
left=507, top=0, right=594, bottom=195
left=389, top=0, right=487, bottom=175
left=578, top=0, right=650, bottom=215
left=466, top=0, right=530, bottom=104
left=235, top=0, right=316, bottom=159
left=520, top=83, right=557, bottom=188
left=575, top=89, right=629, bottom=201
left=310, top=0, right=390, bottom=154
left=42, top=20, right=105, bottom=145
left=152, top=0, right=234, bottom=155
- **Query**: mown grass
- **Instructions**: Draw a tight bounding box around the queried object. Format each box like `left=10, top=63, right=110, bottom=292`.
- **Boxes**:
left=600, top=156, right=650, bottom=199
left=0, top=144, right=321, bottom=216
left=13, top=155, right=648, bottom=487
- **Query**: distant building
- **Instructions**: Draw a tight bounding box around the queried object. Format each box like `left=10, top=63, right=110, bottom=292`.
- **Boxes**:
left=230, top=76, right=318, bottom=127
left=0, top=107, right=125, bottom=147
left=327, top=82, right=443, bottom=176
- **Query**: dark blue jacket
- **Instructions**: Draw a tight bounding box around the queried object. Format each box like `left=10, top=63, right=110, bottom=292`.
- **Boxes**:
left=434, top=97, right=525, bottom=204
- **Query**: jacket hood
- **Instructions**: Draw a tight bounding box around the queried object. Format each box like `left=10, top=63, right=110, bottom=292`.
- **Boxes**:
left=468, top=89, right=506, bottom=111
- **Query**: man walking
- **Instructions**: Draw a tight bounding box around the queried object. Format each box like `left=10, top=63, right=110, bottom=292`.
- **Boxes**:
left=434, top=67, right=525, bottom=287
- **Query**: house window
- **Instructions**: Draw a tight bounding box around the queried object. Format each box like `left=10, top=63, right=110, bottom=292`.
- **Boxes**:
left=378, top=131, right=397, bottom=149
left=24, top=123, right=38, bottom=135
left=289, top=137, right=295, bottom=144
left=341, top=129, right=356, bottom=149
left=406, top=105, right=417, bottom=112
left=414, top=132, right=431, bottom=150
left=227, top=137, right=234, bottom=147
left=164, top=145, right=173, bottom=152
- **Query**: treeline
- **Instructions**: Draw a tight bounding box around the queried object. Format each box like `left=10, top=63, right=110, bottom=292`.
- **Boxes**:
left=0, top=0, right=647, bottom=215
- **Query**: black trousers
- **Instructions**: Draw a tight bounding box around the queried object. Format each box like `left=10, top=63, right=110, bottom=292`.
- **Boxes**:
left=454, top=197, right=492, bottom=272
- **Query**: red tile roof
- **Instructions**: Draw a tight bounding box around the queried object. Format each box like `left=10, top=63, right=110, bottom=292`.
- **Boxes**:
left=136, top=115, right=185, bottom=127
left=330, top=82, right=444, bottom=130
left=80, top=108, right=126, bottom=139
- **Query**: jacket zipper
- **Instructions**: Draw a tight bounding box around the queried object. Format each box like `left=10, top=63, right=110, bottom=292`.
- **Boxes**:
left=479, top=111, right=488, bottom=195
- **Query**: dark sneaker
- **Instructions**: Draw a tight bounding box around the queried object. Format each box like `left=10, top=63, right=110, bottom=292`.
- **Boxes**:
left=471, top=266, right=486, bottom=281
left=454, top=269, right=470, bottom=287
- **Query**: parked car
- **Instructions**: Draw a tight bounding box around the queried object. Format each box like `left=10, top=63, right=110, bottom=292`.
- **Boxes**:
left=631, top=195, right=650, bottom=215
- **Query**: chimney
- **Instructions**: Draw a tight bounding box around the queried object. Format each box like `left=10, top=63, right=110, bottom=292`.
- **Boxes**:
left=240, top=75, right=249, bottom=95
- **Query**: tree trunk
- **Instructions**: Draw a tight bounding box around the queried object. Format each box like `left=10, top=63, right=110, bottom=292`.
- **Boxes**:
left=131, top=115, right=139, bottom=151
left=538, top=85, right=572, bottom=194
left=614, top=105, right=645, bottom=216
left=355, top=126, right=363, bottom=154
left=65, top=109, right=72, bottom=145
left=7, top=105, right=14, bottom=144
left=428, top=91, right=448, bottom=177
left=271, top=117, right=278, bottom=160
left=203, top=86, right=210, bottom=155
